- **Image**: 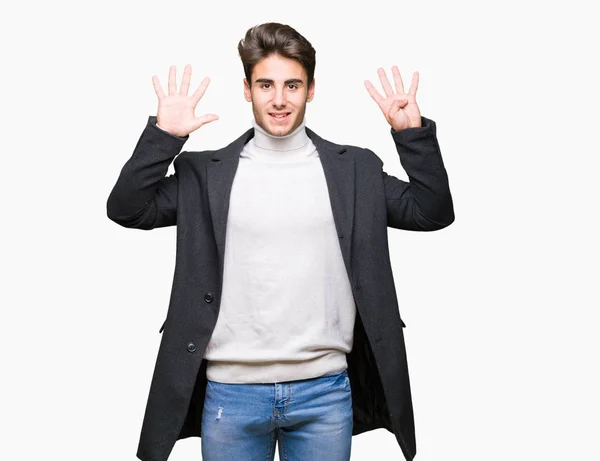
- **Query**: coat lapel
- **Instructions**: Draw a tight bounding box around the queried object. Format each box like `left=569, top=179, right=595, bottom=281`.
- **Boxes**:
left=306, top=127, right=355, bottom=274
left=206, top=126, right=355, bottom=280
left=206, top=129, right=252, bottom=280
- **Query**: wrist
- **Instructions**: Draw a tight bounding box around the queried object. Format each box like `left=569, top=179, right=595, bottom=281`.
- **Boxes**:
left=149, top=116, right=190, bottom=140
left=154, top=119, right=189, bottom=139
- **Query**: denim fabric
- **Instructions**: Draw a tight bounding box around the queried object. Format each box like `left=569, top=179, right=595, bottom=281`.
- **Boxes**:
left=201, top=369, right=353, bottom=460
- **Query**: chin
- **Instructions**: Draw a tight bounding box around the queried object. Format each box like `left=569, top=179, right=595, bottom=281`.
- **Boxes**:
left=269, top=126, right=292, bottom=137
left=267, top=118, right=299, bottom=137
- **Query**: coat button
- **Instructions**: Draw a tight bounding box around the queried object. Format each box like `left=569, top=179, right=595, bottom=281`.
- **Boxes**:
left=204, top=292, right=214, bottom=303
left=187, top=342, right=196, bottom=353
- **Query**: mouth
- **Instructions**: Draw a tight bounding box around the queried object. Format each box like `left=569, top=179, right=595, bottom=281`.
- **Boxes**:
left=269, top=112, right=291, bottom=121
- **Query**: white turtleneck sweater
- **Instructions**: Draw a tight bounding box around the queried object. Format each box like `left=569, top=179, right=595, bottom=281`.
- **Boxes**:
left=190, top=119, right=357, bottom=384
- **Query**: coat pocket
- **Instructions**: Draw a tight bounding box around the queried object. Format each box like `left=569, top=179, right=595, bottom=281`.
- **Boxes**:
left=159, top=320, right=166, bottom=334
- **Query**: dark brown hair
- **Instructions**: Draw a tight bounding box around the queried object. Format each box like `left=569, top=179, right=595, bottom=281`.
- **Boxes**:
left=238, top=22, right=316, bottom=86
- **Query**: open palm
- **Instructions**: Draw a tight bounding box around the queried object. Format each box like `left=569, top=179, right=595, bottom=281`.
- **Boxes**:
left=364, top=66, right=421, bottom=131
left=152, top=64, right=219, bottom=137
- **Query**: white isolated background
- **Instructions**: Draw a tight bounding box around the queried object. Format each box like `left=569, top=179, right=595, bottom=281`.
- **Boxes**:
left=0, top=0, right=598, bottom=460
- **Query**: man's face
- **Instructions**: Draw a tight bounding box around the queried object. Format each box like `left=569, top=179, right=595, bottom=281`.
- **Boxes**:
left=244, top=54, right=315, bottom=137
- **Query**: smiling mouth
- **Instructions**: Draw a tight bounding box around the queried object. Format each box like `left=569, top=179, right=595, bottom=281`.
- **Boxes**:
left=269, top=113, right=291, bottom=121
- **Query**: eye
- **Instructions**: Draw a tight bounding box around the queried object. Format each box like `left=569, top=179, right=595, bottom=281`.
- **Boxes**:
left=261, top=83, right=271, bottom=89
left=287, top=84, right=298, bottom=90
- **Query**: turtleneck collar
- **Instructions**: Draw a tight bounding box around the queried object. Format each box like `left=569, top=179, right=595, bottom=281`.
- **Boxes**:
left=248, top=118, right=311, bottom=158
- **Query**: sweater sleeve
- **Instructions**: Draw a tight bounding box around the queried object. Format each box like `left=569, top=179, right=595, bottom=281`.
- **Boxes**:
left=376, top=116, right=455, bottom=231
left=106, top=115, right=188, bottom=230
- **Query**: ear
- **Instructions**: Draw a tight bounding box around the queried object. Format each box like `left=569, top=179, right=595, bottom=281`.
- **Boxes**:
left=243, top=78, right=252, bottom=102
left=306, top=78, right=315, bottom=102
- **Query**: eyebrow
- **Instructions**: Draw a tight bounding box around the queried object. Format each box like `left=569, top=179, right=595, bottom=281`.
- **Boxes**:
left=254, top=78, right=305, bottom=86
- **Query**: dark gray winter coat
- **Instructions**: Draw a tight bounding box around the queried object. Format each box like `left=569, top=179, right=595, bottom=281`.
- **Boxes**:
left=106, top=115, right=454, bottom=461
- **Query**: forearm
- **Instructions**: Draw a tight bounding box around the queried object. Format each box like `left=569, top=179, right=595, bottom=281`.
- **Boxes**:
left=385, top=116, right=455, bottom=230
left=106, top=115, right=188, bottom=227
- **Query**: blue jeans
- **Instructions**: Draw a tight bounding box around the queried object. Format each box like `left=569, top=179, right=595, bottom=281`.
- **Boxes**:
left=201, top=368, right=353, bottom=460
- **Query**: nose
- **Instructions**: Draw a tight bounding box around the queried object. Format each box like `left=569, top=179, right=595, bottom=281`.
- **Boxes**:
left=272, top=86, right=287, bottom=108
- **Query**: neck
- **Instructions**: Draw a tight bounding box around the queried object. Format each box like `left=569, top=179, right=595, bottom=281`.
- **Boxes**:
left=252, top=118, right=309, bottom=151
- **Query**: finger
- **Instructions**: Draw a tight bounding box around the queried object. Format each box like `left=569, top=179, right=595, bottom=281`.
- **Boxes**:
left=392, top=65, right=405, bottom=94
left=180, top=64, right=192, bottom=96
left=168, top=65, right=177, bottom=95
left=364, top=80, right=385, bottom=109
left=191, top=76, right=211, bottom=105
left=152, top=75, right=165, bottom=100
left=408, top=71, right=419, bottom=96
left=377, top=67, right=395, bottom=97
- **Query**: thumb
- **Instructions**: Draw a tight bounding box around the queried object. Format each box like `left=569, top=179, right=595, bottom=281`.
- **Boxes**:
left=387, top=99, right=407, bottom=119
left=193, top=113, right=219, bottom=130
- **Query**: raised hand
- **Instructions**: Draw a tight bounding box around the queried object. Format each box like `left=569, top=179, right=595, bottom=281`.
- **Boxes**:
left=364, top=66, right=422, bottom=131
left=152, top=64, right=219, bottom=137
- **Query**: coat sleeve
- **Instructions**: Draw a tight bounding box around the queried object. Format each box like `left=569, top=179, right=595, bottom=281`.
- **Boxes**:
left=375, top=116, right=455, bottom=231
left=106, top=115, right=189, bottom=230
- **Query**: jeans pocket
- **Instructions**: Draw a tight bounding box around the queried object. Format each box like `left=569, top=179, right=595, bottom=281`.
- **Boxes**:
left=343, top=372, right=351, bottom=392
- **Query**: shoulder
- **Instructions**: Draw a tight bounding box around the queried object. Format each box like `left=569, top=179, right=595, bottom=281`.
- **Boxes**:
left=349, top=145, right=384, bottom=167
left=174, top=150, right=217, bottom=167
left=307, top=127, right=383, bottom=167
left=175, top=127, right=254, bottom=168
left=341, top=143, right=384, bottom=167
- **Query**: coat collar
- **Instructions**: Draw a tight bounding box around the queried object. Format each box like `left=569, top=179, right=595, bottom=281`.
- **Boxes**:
left=206, top=126, right=355, bottom=282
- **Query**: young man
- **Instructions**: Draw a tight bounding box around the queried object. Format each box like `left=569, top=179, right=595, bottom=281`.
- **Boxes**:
left=107, top=22, right=454, bottom=461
